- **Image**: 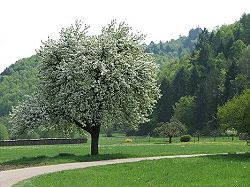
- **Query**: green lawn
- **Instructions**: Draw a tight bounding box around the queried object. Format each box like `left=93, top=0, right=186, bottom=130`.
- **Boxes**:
left=0, top=135, right=249, bottom=171
left=16, top=153, right=250, bottom=187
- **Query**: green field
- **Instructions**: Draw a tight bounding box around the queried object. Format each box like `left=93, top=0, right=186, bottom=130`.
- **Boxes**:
left=16, top=153, right=250, bottom=187
left=0, top=135, right=249, bottom=171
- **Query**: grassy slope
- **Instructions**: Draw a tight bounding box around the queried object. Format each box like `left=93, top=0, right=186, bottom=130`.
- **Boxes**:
left=16, top=153, right=250, bottom=187
left=0, top=136, right=249, bottom=171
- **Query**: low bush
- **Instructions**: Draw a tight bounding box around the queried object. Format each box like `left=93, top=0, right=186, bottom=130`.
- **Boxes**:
left=180, top=135, right=191, bottom=142
left=58, top=153, right=76, bottom=157
left=124, top=138, right=133, bottom=143
left=19, top=131, right=40, bottom=139
left=106, top=132, right=113, bottom=137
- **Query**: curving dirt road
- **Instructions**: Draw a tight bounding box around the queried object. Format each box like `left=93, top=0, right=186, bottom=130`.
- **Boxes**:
left=0, top=153, right=229, bottom=187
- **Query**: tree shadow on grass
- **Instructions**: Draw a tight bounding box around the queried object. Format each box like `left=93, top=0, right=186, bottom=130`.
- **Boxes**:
left=0, top=153, right=132, bottom=171
left=206, top=152, right=250, bottom=162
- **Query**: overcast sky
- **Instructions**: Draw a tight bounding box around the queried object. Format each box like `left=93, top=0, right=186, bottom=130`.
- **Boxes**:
left=0, top=0, right=250, bottom=73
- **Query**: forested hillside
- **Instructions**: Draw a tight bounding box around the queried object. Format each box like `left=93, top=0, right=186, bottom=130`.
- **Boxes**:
left=0, top=13, right=250, bottom=138
left=0, top=55, right=40, bottom=116
left=139, top=13, right=250, bottom=136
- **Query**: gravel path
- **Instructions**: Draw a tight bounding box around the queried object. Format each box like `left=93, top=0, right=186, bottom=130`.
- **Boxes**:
left=0, top=153, right=228, bottom=187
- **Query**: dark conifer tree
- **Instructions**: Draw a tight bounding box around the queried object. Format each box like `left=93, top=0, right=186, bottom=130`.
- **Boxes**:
left=155, top=77, right=173, bottom=123
left=223, top=61, right=238, bottom=102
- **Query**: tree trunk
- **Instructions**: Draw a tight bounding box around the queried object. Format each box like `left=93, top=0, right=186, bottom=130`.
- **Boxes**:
left=73, top=120, right=101, bottom=155
left=169, top=136, right=172, bottom=143
left=90, top=126, right=100, bottom=155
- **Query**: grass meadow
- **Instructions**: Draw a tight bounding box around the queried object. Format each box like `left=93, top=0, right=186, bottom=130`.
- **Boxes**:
left=16, top=153, right=250, bottom=187
left=1, top=134, right=249, bottom=186
left=0, top=134, right=249, bottom=171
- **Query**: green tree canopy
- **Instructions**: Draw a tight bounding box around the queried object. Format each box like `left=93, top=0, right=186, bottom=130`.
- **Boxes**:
left=238, top=46, right=250, bottom=85
left=218, top=89, right=250, bottom=135
left=173, top=96, right=196, bottom=133
left=154, top=119, right=187, bottom=143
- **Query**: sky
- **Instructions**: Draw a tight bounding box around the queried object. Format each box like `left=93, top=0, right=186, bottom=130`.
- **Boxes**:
left=0, top=0, right=250, bottom=73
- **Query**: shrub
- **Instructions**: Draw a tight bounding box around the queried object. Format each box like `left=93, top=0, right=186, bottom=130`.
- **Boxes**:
left=247, top=140, right=250, bottom=146
left=0, top=124, right=9, bottom=140
left=26, top=132, right=40, bottom=139
left=106, top=131, right=113, bottom=137
left=19, top=131, right=40, bottom=139
left=58, top=153, right=75, bottom=157
left=125, top=138, right=133, bottom=143
left=180, top=135, right=191, bottom=142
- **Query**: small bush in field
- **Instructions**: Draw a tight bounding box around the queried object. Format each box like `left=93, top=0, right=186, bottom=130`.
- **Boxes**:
left=106, top=132, right=113, bottom=137
left=125, top=138, right=133, bottom=143
left=180, top=135, right=191, bottom=142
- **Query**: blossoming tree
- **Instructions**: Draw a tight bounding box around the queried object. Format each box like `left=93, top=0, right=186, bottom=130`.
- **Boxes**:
left=11, top=21, right=160, bottom=155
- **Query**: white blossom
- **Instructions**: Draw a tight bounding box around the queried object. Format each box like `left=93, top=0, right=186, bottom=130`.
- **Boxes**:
left=11, top=20, right=160, bottom=134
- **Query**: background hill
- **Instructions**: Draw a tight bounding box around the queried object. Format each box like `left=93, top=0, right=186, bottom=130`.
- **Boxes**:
left=0, top=55, right=40, bottom=116
left=146, top=27, right=202, bottom=58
